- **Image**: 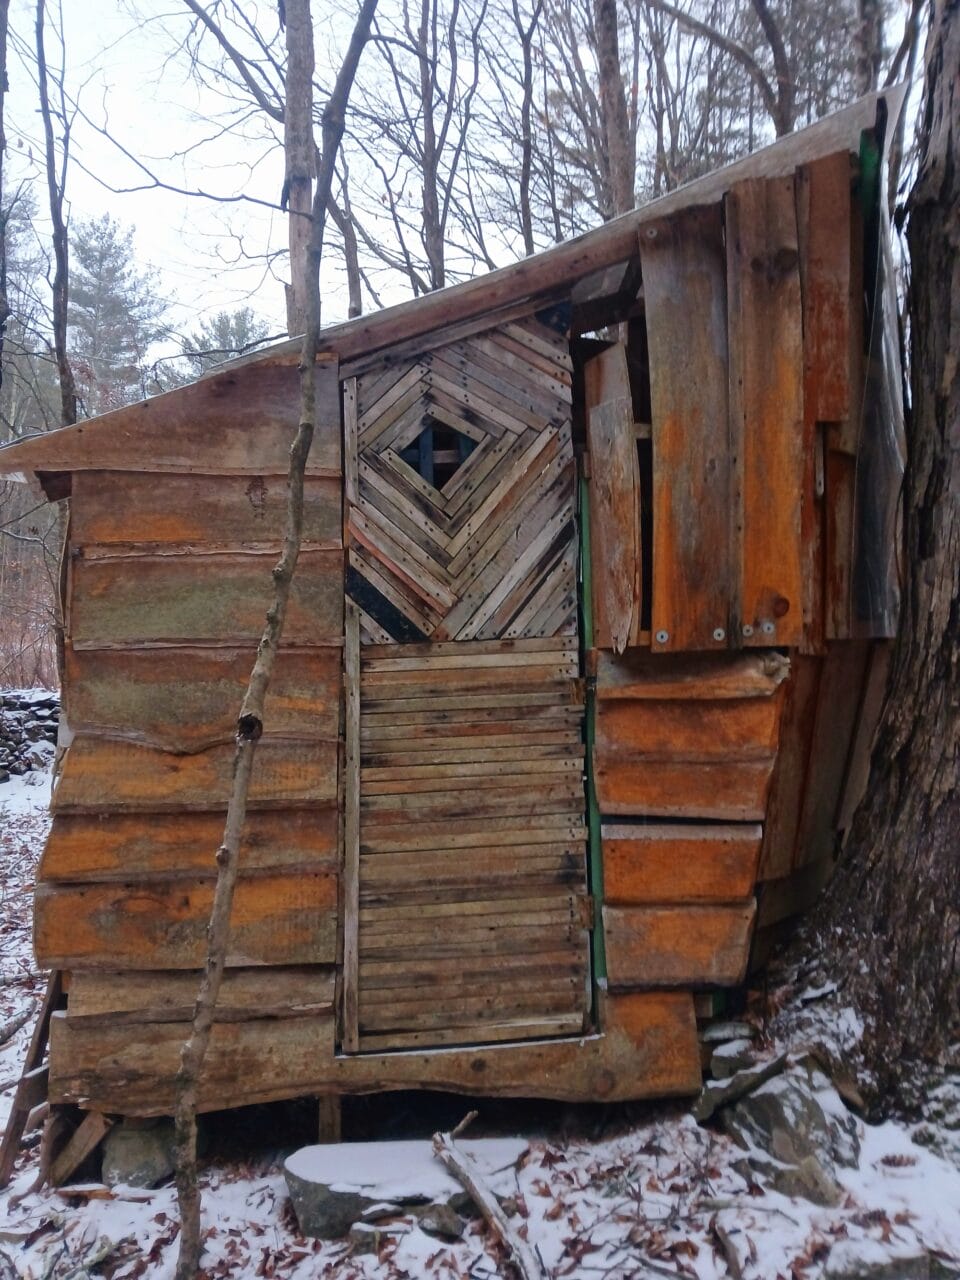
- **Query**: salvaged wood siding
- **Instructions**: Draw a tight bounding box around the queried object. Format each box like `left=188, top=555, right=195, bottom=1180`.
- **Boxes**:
left=345, top=636, right=590, bottom=1052
left=594, top=650, right=786, bottom=988
left=344, top=315, right=577, bottom=644
left=39, top=359, right=343, bottom=999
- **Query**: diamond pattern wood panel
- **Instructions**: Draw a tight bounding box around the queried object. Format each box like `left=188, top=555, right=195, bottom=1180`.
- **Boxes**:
left=345, top=317, right=577, bottom=645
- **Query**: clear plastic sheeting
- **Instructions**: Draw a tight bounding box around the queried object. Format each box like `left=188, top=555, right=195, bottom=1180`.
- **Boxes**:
left=852, top=181, right=906, bottom=638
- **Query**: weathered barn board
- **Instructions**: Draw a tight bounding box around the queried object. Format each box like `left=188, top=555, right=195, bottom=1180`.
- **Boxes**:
left=584, top=343, right=642, bottom=651
left=641, top=205, right=731, bottom=652
left=604, top=903, right=756, bottom=986
left=49, top=1011, right=336, bottom=1113
left=350, top=637, right=588, bottom=1051
left=70, top=472, right=341, bottom=549
left=68, top=550, right=343, bottom=648
left=595, top=649, right=788, bottom=701
left=596, top=696, right=782, bottom=761
left=726, top=176, right=805, bottom=646
left=794, top=640, right=871, bottom=864
left=796, top=153, right=853, bottom=424
left=52, top=738, right=338, bottom=812
left=63, top=647, right=341, bottom=751
left=65, top=968, right=336, bottom=1023
left=795, top=151, right=853, bottom=651
left=35, top=872, right=337, bottom=969
left=346, top=320, right=577, bottom=645
left=594, top=650, right=784, bottom=820
left=756, top=657, right=822, bottom=881
left=48, top=991, right=700, bottom=1115
left=603, top=824, right=762, bottom=904
left=596, top=760, right=774, bottom=822
left=38, top=808, right=338, bottom=881
left=0, top=91, right=905, bottom=1120
left=4, top=360, right=341, bottom=482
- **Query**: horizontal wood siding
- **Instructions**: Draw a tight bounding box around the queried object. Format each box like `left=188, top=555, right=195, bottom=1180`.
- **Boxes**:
left=6, top=357, right=342, bottom=477
left=35, top=873, right=337, bottom=970
left=52, top=738, right=338, bottom=813
left=604, top=903, right=756, bottom=986
left=71, top=472, right=341, bottom=548
left=44, top=389, right=345, bottom=1092
left=48, top=991, right=699, bottom=1115
left=594, top=652, right=784, bottom=822
left=64, top=647, right=341, bottom=751
left=69, top=549, right=343, bottom=649
left=603, top=824, right=762, bottom=905
left=66, top=968, right=336, bottom=1023
left=39, top=809, right=338, bottom=882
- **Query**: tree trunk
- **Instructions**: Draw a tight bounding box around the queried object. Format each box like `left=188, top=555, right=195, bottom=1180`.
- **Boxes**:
left=594, top=0, right=635, bottom=217
left=283, top=0, right=315, bottom=337
left=825, top=0, right=959, bottom=1109
left=172, top=3, right=379, bottom=1274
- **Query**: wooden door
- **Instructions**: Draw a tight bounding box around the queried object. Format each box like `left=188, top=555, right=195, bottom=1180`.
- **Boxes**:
left=340, top=316, right=591, bottom=1053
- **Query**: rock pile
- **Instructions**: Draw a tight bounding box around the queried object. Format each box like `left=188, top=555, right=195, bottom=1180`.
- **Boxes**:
left=0, top=689, right=59, bottom=783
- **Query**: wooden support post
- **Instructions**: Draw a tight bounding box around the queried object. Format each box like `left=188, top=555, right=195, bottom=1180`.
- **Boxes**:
left=48, top=1112, right=113, bottom=1188
left=317, top=1095, right=342, bottom=1144
left=0, top=971, right=62, bottom=1188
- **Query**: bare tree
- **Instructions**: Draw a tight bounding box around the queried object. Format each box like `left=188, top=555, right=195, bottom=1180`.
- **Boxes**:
left=171, top=2, right=379, bottom=1275
left=822, top=0, right=960, bottom=1111
left=35, top=0, right=76, bottom=426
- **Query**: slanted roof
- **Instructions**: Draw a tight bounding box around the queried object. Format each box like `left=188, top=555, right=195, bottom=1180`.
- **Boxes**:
left=0, top=87, right=902, bottom=495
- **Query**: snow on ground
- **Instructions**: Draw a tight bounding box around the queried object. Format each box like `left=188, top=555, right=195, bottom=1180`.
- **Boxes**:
left=0, top=731, right=958, bottom=1279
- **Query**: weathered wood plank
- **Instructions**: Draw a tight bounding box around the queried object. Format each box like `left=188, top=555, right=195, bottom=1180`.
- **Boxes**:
left=35, top=873, right=338, bottom=969
left=595, top=759, right=774, bottom=821
left=64, top=646, right=341, bottom=751
left=794, top=640, right=870, bottom=868
left=48, top=991, right=700, bottom=1113
left=596, top=695, right=782, bottom=763
left=756, top=657, right=821, bottom=881
left=584, top=343, right=641, bottom=652
left=50, top=1010, right=337, bottom=1113
left=70, top=549, right=343, bottom=648
left=641, top=205, right=731, bottom=653
left=39, top=808, right=338, bottom=881
left=602, top=823, right=762, bottom=904
left=795, top=152, right=853, bottom=652
left=604, top=903, right=756, bottom=986
left=342, top=601, right=361, bottom=1054
left=726, top=176, right=805, bottom=646
left=2, top=358, right=341, bottom=477
left=595, top=649, right=789, bottom=700
left=360, top=818, right=586, bottom=854
left=796, top=152, right=853, bottom=424
left=52, top=738, right=338, bottom=812
left=66, top=967, right=336, bottom=1023
left=71, top=472, right=341, bottom=549
left=358, top=1015, right=586, bottom=1051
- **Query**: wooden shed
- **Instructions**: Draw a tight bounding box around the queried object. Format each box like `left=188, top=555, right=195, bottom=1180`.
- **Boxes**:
left=0, top=91, right=904, bottom=1121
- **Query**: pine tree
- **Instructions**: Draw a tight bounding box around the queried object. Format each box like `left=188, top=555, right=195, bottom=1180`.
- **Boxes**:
left=182, top=307, right=271, bottom=376
left=68, top=214, right=170, bottom=415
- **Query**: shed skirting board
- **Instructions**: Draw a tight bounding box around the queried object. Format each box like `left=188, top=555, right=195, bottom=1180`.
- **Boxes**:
left=47, top=991, right=701, bottom=1116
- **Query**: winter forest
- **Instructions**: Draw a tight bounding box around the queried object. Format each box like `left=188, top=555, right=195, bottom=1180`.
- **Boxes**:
left=0, top=0, right=917, bottom=688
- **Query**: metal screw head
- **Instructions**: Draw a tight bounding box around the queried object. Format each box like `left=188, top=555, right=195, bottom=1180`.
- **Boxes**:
left=761, top=620, right=776, bottom=635
left=655, top=629, right=669, bottom=645
left=741, top=623, right=754, bottom=638
left=712, top=627, right=726, bottom=642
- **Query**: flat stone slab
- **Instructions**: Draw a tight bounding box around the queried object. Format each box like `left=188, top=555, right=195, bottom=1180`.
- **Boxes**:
left=284, top=1137, right=528, bottom=1238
